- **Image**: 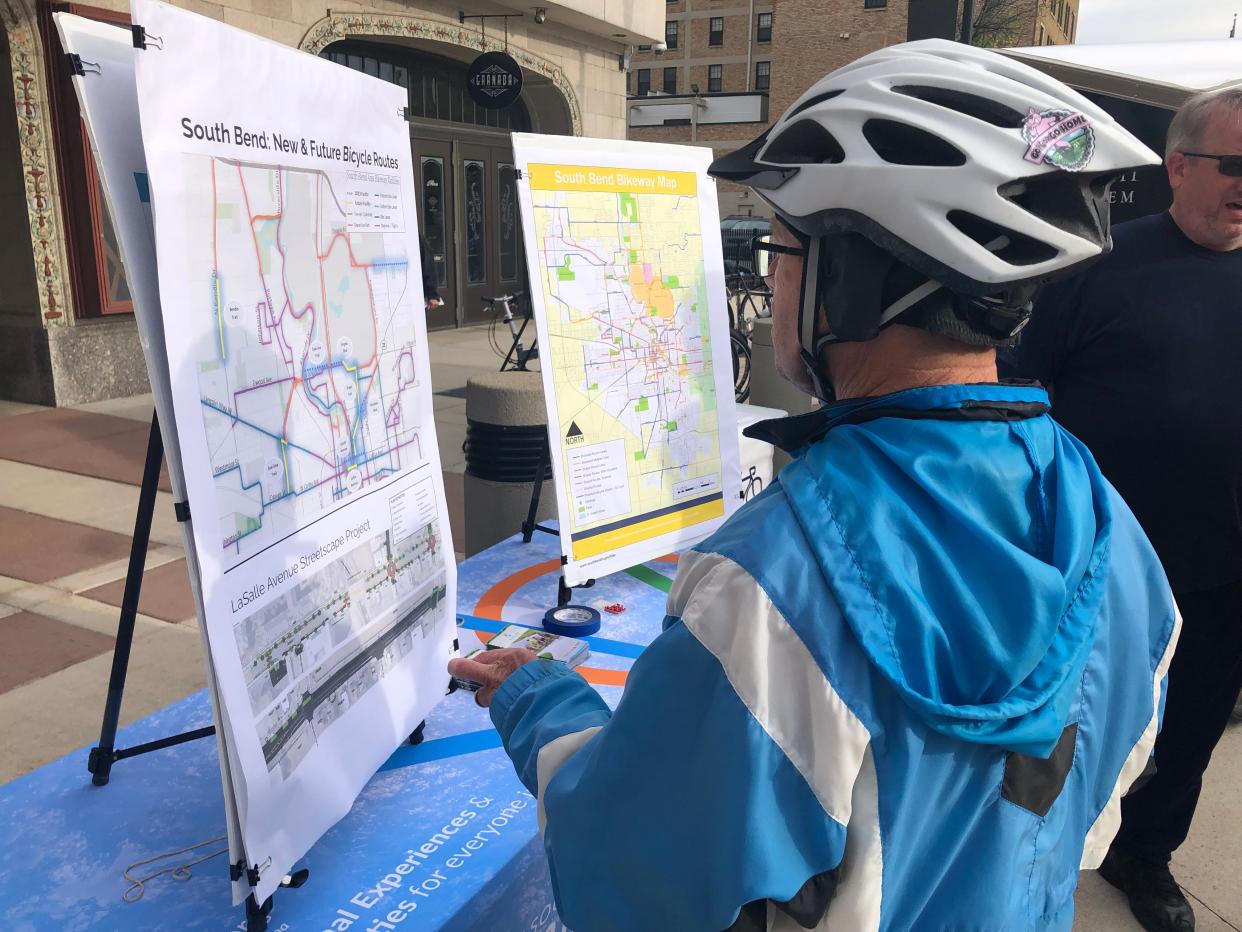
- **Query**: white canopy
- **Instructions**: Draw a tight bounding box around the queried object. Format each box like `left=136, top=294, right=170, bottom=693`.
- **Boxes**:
left=1003, top=39, right=1242, bottom=109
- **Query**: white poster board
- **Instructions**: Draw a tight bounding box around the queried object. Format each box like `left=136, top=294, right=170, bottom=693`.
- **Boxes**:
left=52, top=11, right=252, bottom=898
left=512, top=135, right=741, bottom=586
left=121, top=0, right=457, bottom=905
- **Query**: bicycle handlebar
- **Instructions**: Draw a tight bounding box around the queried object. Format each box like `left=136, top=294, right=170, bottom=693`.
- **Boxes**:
left=481, top=291, right=526, bottom=305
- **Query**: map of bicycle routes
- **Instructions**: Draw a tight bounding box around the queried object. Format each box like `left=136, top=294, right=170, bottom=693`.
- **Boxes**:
left=527, top=163, right=727, bottom=563
left=192, top=157, right=425, bottom=569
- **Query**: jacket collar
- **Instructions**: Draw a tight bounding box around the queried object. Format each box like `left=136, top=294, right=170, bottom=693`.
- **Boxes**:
left=745, top=382, right=1050, bottom=454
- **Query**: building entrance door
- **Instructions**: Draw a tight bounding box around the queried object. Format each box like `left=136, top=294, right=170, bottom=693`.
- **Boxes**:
left=411, top=139, right=455, bottom=330
left=457, top=141, right=527, bottom=327
left=322, top=41, right=533, bottom=330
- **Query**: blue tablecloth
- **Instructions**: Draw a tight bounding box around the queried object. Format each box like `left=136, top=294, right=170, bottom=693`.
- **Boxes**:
left=0, top=532, right=676, bottom=931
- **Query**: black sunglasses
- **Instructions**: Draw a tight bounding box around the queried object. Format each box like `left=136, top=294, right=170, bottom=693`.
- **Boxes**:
left=1181, top=152, right=1242, bottom=177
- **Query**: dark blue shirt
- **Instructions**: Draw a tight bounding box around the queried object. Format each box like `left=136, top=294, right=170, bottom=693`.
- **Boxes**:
left=1004, top=211, right=1242, bottom=592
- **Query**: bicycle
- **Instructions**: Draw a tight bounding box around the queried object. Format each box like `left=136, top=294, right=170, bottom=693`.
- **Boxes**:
left=724, top=236, right=774, bottom=403
left=730, top=327, right=752, bottom=403
left=482, top=292, right=536, bottom=372
left=727, top=270, right=772, bottom=337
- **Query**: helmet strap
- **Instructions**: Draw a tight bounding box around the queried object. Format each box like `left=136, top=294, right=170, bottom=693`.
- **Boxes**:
left=880, top=277, right=943, bottom=328
left=797, top=236, right=834, bottom=401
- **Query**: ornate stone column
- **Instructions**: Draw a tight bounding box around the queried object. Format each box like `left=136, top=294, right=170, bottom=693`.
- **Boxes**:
left=2, top=0, right=74, bottom=326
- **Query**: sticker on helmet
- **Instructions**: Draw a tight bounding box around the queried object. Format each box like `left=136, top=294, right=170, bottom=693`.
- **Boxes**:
left=1021, top=108, right=1095, bottom=172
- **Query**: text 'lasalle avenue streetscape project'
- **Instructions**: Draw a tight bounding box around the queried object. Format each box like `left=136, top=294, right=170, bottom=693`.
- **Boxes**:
left=57, top=0, right=457, bottom=909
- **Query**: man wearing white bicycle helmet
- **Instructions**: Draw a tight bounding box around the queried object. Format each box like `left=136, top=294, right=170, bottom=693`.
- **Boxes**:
left=450, top=41, right=1179, bottom=931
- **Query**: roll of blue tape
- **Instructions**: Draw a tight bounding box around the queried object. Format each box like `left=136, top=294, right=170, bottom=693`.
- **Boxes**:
left=542, top=604, right=602, bottom=637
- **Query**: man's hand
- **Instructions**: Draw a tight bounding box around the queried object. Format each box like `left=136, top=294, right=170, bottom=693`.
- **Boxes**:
left=448, top=647, right=536, bottom=707
left=426, top=297, right=443, bottom=311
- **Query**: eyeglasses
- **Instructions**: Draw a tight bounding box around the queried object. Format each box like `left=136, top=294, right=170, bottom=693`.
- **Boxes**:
left=1181, top=152, right=1242, bottom=177
left=752, top=235, right=806, bottom=281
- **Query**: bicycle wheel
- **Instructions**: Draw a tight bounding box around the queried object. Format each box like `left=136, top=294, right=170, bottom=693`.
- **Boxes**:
left=724, top=276, right=743, bottom=332
left=730, top=329, right=752, bottom=403
left=734, top=293, right=760, bottom=335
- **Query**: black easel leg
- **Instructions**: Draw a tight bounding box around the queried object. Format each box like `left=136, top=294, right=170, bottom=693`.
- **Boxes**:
left=521, top=439, right=551, bottom=543
left=514, top=317, right=533, bottom=371
left=245, top=893, right=272, bottom=931
left=88, top=412, right=163, bottom=787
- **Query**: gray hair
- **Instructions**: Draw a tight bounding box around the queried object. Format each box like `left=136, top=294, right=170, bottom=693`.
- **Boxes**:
left=1166, top=85, right=1242, bottom=159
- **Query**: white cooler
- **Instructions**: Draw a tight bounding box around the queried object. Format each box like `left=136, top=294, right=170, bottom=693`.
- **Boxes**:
left=735, top=403, right=787, bottom=502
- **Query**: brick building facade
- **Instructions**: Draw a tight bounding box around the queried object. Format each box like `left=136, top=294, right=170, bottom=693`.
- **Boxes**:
left=628, top=0, right=1078, bottom=217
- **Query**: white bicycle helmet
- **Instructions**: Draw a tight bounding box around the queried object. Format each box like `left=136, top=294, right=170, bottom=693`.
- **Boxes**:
left=710, top=39, right=1159, bottom=394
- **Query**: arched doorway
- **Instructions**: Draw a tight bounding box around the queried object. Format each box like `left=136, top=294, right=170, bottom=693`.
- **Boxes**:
left=322, top=40, right=551, bottom=329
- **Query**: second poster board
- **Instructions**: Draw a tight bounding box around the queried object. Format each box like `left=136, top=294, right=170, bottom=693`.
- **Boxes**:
left=513, top=135, right=742, bottom=587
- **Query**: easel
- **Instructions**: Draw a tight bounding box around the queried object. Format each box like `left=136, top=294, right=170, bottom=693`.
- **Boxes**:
left=85, top=412, right=293, bottom=930
left=519, top=434, right=594, bottom=607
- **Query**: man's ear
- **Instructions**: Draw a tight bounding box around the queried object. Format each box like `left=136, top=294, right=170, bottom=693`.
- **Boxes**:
left=1166, top=151, right=1188, bottom=191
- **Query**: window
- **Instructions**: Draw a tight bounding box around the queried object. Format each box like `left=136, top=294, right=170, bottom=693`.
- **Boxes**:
left=464, top=160, right=486, bottom=285
left=756, top=12, right=772, bottom=42
left=420, top=157, right=448, bottom=289
left=1038, top=23, right=1044, bottom=44
left=864, top=0, right=887, bottom=8
left=40, top=4, right=135, bottom=318
left=498, top=164, right=518, bottom=283
left=663, top=66, right=677, bottom=94
left=325, top=43, right=530, bottom=131
left=665, top=20, right=679, bottom=49
left=709, top=17, right=724, bottom=46
left=708, top=64, right=722, bottom=93
left=755, top=61, right=770, bottom=91
left=636, top=68, right=651, bottom=96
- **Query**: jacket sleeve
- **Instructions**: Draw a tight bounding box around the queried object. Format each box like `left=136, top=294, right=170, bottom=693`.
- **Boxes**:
left=489, top=560, right=856, bottom=932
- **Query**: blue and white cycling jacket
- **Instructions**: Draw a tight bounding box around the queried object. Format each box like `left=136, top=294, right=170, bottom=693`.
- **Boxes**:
left=489, top=383, right=1180, bottom=932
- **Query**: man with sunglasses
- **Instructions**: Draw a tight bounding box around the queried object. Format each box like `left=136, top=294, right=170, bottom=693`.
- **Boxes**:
left=1004, top=86, right=1242, bottom=932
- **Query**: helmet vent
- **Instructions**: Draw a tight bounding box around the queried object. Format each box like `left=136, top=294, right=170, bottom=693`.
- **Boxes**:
left=947, top=210, right=1058, bottom=266
left=862, top=119, right=966, bottom=167
left=892, top=85, right=1025, bottom=129
left=763, top=119, right=846, bottom=165
left=787, top=88, right=845, bottom=120
left=1000, top=173, right=1110, bottom=245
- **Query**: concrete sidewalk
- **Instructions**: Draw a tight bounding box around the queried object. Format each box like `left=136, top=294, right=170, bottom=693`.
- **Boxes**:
left=0, top=326, right=1238, bottom=930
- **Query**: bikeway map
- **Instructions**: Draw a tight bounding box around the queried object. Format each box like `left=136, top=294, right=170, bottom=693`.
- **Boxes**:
left=514, top=136, right=740, bottom=584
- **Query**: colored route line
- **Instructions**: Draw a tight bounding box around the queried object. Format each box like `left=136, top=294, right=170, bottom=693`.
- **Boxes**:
left=458, top=613, right=645, bottom=660
left=470, top=559, right=637, bottom=685
left=470, top=557, right=672, bottom=687
left=623, top=564, right=674, bottom=594
left=380, top=554, right=680, bottom=771
left=379, top=728, right=500, bottom=771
